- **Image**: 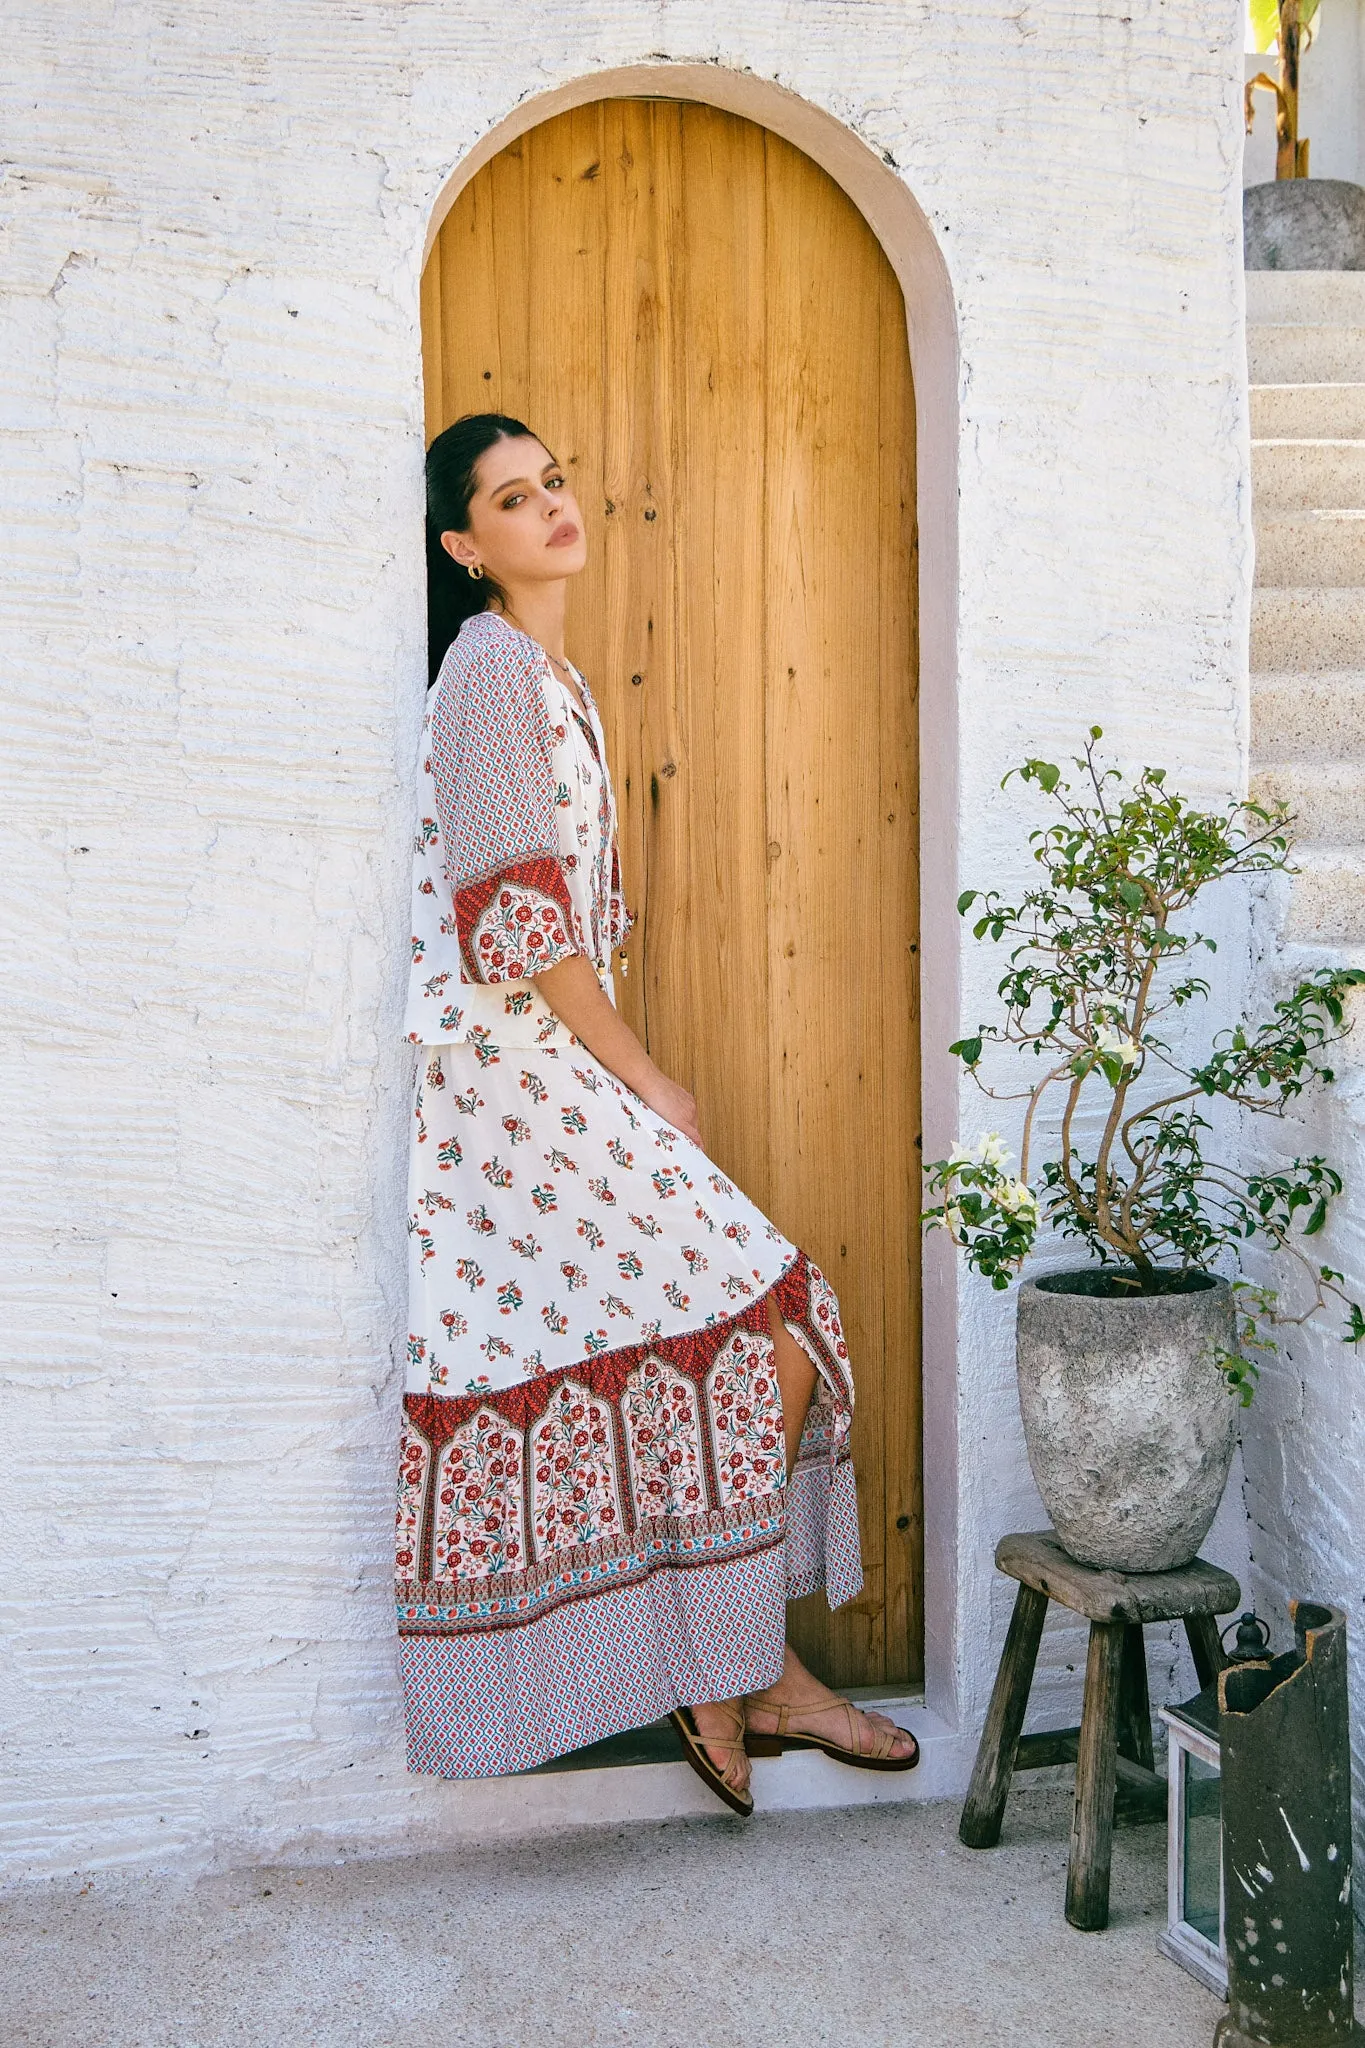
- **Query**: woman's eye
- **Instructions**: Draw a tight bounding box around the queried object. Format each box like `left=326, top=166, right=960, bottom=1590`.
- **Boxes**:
left=546, top=475, right=565, bottom=490
left=500, top=492, right=524, bottom=509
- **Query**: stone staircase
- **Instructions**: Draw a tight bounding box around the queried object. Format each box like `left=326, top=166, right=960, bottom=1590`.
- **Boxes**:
left=1239, top=278, right=1365, bottom=1848
left=1248, top=271, right=1365, bottom=951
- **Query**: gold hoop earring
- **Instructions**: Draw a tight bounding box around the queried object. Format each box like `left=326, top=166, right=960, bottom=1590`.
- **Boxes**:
left=467, top=562, right=484, bottom=581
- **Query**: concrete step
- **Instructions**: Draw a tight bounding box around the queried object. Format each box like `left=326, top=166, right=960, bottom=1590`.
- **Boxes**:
left=1248, top=328, right=1365, bottom=384
left=1252, top=588, right=1365, bottom=670
left=1251, top=384, right=1365, bottom=439
left=1246, top=270, right=1365, bottom=326
left=1252, top=671, right=1365, bottom=760
left=1280, top=843, right=1365, bottom=945
left=1251, top=438, right=1365, bottom=510
left=1250, top=760, right=1365, bottom=841
left=1255, top=509, right=1365, bottom=588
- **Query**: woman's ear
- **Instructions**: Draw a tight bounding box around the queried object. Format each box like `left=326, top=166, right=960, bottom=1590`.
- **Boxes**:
left=441, top=529, right=480, bottom=572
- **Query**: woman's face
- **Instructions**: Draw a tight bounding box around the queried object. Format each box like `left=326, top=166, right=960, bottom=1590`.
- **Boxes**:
left=441, top=435, right=588, bottom=590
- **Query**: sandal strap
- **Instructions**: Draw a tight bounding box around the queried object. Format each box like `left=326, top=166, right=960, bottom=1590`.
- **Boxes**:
left=678, top=1705, right=749, bottom=1783
left=748, top=1694, right=910, bottom=1760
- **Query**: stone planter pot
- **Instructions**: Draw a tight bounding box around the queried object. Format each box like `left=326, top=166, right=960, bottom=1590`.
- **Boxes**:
left=1015, top=1273, right=1238, bottom=1573
left=1243, top=179, right=1365, bottom=270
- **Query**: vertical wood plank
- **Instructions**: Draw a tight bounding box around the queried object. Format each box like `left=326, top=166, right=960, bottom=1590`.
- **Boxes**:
left=876, top=256, right=923, bottom=1684
left=660, top=104, right=772, bottom=1204
left=524, top=102, right=606, bottom=533
left=484, top=134, right=530, bottom=410
left=763, top=128, right=896, bottom=1686
left=420, top=236, right=444, bottom=446
left=601, top=100, right=685, bottom=1062
left=439, top=148, right=511, bottom=422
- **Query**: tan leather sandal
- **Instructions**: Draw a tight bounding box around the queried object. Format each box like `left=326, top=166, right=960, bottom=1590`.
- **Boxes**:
left=744, top=1696, right=920, bottom=1772
left=669, top=1703, right=754, bottom=1817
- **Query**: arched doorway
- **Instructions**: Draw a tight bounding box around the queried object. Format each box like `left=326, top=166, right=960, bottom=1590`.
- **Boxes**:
left=421, top=98, right=922, bottom=1688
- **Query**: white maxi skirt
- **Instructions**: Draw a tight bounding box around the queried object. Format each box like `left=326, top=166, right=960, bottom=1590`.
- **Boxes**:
left=395, top=1031, right=863, bottom=1778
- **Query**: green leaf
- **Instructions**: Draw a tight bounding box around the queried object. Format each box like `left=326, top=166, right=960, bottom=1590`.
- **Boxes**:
left=957, top=890, right=978, bottom=915
left=1304, top=1196, right=1328, bottom=1235
left=1250, top=0, right=1320, bottom=50
left=1117, top=880, right=1144, bottom=910
left=1248, top=0, right=1279, bottom=51
left=1035, top=762, right=1060, bottom=794
left=950, top=1035, right=983, bottom=1067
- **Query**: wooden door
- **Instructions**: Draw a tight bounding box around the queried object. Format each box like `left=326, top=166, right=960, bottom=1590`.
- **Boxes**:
left=422, top=100, right=922, bottom=1687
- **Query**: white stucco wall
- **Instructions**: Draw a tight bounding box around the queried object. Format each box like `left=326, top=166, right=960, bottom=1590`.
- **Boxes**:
left=1240, top=917, right=1365, bottom=1866
left=1, top=0, right=1254, bottom=1880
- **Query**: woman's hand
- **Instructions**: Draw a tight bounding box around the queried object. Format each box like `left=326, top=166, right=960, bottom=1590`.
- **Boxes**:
left=633, top=1072, right=702, bottom=1150
left=532, top=953, right=704, bottom=1150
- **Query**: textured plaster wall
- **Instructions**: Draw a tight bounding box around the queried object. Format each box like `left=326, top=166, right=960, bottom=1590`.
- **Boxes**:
left=1, top=0, right=1253, bottom=1879
left=1240, top=896, right=1365, bottom=1878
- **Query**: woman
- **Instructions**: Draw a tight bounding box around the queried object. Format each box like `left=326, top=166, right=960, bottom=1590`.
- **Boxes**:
left=397, top=413, right=918, bottom=1814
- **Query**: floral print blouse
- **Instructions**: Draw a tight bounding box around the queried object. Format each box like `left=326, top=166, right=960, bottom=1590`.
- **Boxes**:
left=404, top=611, right=634, bottom=1050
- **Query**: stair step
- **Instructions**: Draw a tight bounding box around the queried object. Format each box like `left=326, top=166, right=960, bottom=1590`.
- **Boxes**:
left=1251, top=384, right=1365, bottom=439
left=1252, top=671, right=1365, bottom=759
left=1250, top=760, right=1365, bottom=841
left=1246, top=271, right=1365, bottom=326
left=1251, top=438, right=1365, bottom=510
left=1252, top=589, right=1365, bottom=671
left=1248, top=329, right=1365, bottom=384
left=1279, top=844, right=1365, bottom=945
left=1255, top=510, right=1365, bottom=588
left=1274, top=938, right=1365, bottom=980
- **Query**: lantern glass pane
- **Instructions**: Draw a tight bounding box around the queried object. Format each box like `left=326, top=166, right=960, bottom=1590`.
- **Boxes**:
left=1182, top=1750, right=1221, bottom=1942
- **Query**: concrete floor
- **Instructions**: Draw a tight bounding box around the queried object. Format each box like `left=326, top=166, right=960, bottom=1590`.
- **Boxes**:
left=4, top=1789, right=1223, bottom=2048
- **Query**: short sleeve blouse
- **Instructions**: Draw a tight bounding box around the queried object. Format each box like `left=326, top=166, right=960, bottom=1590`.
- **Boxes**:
left=403, top=612, right=634, bottom=1049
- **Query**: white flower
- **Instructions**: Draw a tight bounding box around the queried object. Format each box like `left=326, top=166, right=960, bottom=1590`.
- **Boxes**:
left=1094, top=1023, right=1140, bottom=1068
left=995, top=1178, right=1038, bottom=1217
left=946, top=1142, right=976, bottom=1169
left=974, top=1132, right=1011, bottom=1168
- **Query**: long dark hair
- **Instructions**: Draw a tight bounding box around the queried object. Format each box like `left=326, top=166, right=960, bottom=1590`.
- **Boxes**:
left=425, top=412, right=536, bottom=684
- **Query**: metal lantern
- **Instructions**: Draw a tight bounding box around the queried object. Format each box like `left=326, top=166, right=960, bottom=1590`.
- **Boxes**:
left=1159, top=1615, right=1272, bottom=1997
left=1158, top=1604, right=1355, bottom=2047
left=1160, top=1678, right=1229, bottom=1994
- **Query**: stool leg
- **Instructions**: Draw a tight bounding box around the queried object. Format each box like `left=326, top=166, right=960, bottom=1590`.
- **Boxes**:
left=960, top=1583, right=1047, bottom=1850
left=1184, top=1611, right=1224, bottom=1691
left=1066, top=1618, right=1125, bottom=1931
left=1116, top=1623, right=1154, bottom=1771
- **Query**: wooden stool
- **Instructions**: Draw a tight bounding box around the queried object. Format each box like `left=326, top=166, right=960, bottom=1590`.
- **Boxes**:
left=959, top=1530, right=1240, bottom=1932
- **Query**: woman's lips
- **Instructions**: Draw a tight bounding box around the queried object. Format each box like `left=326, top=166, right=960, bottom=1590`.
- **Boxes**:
left=547, top=523, right=579, bottom=548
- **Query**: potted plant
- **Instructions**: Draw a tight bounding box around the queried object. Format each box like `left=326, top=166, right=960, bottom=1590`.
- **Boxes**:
left=923, top=731, right=1365, bottom=1572
left=1244, top=0, right=1365, bottom=269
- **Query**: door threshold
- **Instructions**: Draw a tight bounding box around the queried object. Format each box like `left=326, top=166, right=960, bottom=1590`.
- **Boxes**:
left=423, top=1698, right=975, bottom=1842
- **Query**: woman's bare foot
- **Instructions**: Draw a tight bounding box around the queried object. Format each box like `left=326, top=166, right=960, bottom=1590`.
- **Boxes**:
left=688, top=1697, right=752, bottom=1800
left=743, top=1643, right=918, bottom=1764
